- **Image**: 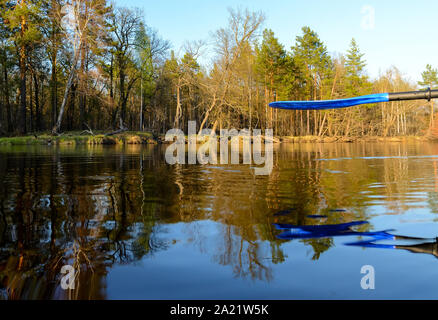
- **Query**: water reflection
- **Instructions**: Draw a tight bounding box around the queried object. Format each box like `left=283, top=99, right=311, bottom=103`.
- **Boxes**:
left=0, top=142, right=438, bottom=299
left=274, top=220, right=371, bottom=240
left=274, top=219, right=438, bottom=259
left=0, top=145, right=284, bottom=298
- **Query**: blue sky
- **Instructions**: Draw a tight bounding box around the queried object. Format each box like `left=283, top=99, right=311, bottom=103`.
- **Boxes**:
left=118, top=0, right=438, bottom=83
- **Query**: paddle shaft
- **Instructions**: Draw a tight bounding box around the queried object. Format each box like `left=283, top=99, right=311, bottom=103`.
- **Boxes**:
left=269, top=88, right=438, bottom=110
left=388, top=88, right=438, bottom=102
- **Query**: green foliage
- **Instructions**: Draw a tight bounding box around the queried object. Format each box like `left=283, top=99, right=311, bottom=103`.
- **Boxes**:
left=256, top=29, right=286, bottom=86
left=345, top=38, right=370, bottom=96
left=0, top=5, right=429, bottom=139
left=255, top=29, right=302, bottom=101
left=135, top=21, right=155, bottom=98
left=291, top=26, right=332, bottom=99
left=0, top=131, right=155, bottom=145
left=345, top=39, right=366, bottom=75
left=418, top=64, right=438, bottom=89
left=1, top=0, right=44, bottom=46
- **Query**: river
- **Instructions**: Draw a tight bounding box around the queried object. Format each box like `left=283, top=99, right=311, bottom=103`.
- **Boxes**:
left=0, top=142, right=438, bottom=299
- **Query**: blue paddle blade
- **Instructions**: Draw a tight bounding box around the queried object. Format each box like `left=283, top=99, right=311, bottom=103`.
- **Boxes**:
left=269, top=93, right=389, bottom=110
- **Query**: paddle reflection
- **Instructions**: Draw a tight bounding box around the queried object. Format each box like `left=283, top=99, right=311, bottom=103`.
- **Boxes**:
left=274, top=218, right=438, bottom=258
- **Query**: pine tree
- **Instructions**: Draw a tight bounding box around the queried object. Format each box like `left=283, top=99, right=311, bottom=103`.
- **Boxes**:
left=343, top=38, right=371, bottom=136
left=418, top=64, right=438, bottom=89
left=418, top=64, right=438, bottom=128
left=291, top=26, right=332, bottom=135
left=292, top=26, right=332, bottom=101
left=1, top=0, right=43, bottom=134
left=255, top=29, right=288, bottom=127
left=0, top=9, right=14, bottom=133
left=135, top=22, right=154, bottom=131
left=345, top=38, right=369, bottom=96
left=256, top=29, right=287, bottom=92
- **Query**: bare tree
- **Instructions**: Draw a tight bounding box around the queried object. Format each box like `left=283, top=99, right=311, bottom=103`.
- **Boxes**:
left=52, top=0, right=107, bottom=134
left=51, top=1, right=80, bottom=133
left=198, top=8, right=265, bottom=134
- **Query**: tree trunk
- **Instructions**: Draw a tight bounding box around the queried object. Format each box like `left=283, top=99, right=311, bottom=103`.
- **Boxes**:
left=33, top=72, right=41, bottom=131
left=174, top=82, right=181, bottom=128
left=140, top=77, right=143, bottom=131
left=79, top=7, right=88, bottom=130
left=51, top=50, right=57, bottom=128
left=116, top=72, right=137, bottom=130
left=29, top=75, right=33, bottom=132
left=109, top=54, right=118, bottom=128
left=68, top=82, right=77, bottom=130
left=119, top=65, right=126, bottom=127
left=306, top=110, right=310, bottom=135
left=52, top=63, right=77, bottom=134
left=198, top=96, right=217, bottom=135
left=19, top=46, right=26, bottom=134
left=0, top=80, right=3, bottom=134
left=318, top=112, right=327, bottom=136
left=2, top=63, right=12, bottom=133
left=18, top=1, right=27, bottom=134
left=79, top=69, right=86, bottom=129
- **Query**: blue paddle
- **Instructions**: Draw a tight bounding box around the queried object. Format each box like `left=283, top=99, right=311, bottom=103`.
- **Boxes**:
left=270, top=88, right=438, bottom=110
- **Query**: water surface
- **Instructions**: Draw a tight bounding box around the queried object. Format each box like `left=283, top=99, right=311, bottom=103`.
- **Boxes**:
left=1, top=142, right=438, bottom=299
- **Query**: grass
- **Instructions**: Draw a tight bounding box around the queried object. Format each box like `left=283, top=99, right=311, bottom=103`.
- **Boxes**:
left=0, top=131, right=427, bottom=146
left=280, top=135, right=425, bottom=143
left=0, top=131, right=157, bottom=146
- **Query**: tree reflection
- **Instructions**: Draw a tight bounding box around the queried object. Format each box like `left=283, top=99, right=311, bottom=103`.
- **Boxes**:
left=0, top=142, right=438, bottom=299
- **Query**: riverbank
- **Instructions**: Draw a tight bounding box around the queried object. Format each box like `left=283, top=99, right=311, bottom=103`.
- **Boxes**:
left=0, top=131, right=158, bottom=146
left=280, top=135, right=430, bottom=143
left=0, top=132, right=433, bottom=146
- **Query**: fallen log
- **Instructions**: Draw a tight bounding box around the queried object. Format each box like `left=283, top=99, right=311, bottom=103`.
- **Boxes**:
left=105, top=127, right=128, bottom=136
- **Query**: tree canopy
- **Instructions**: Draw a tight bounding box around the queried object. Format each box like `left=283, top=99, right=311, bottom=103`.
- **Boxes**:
left=0, top=3, right=432, bottom=138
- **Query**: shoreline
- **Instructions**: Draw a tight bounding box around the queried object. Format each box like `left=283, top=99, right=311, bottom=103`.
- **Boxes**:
left=0, top=131, right=158, bottom=146
left=0, top=132, right=435, bottom=146
left=279, top=135, right=431, bottom=143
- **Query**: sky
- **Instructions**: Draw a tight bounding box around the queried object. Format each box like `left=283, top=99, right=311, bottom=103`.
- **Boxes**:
left=117, top=0, right=438, bottom=83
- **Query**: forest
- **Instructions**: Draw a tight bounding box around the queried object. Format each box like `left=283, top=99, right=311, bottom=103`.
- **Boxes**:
left=1, top=0, right=438, bottom=138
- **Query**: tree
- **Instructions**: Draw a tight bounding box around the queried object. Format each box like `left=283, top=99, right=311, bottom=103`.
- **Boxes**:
left=0, top=5, right=433, bottom=139
left=343, top=38, right=372, bottom=136
left=1, top=0, right=43, bottom=134
left=52, top=0, right=110, bottom=134
left=163, top=50, right=201, bottom=129
left=255, top=29, right=288, bottom=129
left=109, top=7, right=142, bottom=131
left=75, top=0, right=111, bottom=130
left=135, top=21, right=169, bottom=131
left=292, top=26, right=332, bottom=135
left=135, top=21, right=154, bottom=131
left=198, top=7, right=265, bottom=134
left=419, top=64, right=438, bottom=89
left=418, top=64, right=438, bottom=127
left=27, top=35, right=48, bottom=131
left=292, top=27, right=331, bottom=99
left=41, top=0, right=63, bottom=129
left=345, top=38, right=369, bottom=96
left=109, top=8, right=169, bottom=131
left=0, top=13, right=14, bottom=133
